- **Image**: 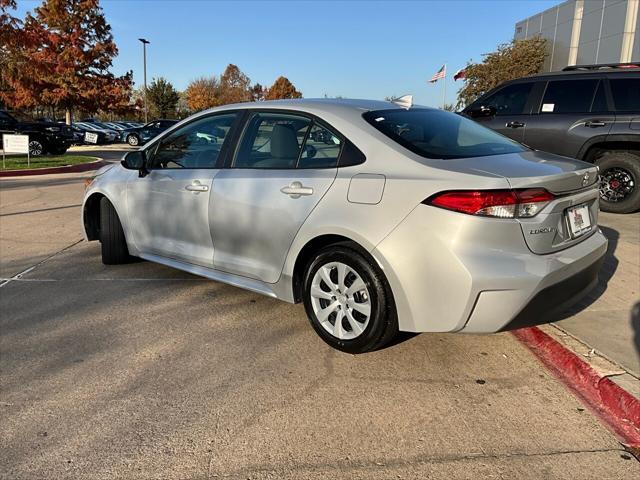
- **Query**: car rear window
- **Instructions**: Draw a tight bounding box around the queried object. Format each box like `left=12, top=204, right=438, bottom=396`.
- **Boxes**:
left=610, top=78, right=640, bottom=112
left=363, top=109, right=527, bottom=159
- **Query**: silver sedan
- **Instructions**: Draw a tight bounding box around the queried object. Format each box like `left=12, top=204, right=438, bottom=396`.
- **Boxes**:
left=82, top=99, right=607, bottom=353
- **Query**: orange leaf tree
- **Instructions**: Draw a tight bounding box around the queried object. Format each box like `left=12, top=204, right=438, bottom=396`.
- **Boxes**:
left=185, top=76, right=221, bottom=112
left=1, top=0, right=133, bottom=122
left=265, top=76, right=302, bottom=100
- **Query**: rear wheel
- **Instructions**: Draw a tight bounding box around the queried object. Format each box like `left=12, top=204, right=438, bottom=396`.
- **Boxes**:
left=126, top=134, right=139, bottom=146
left=302, top=245, right=397, bottom=353
left=99, top=197, right=131, bottom=265
left=49, top=145, right=68, bottom=155
left=596, top=152, right=640, bottom=214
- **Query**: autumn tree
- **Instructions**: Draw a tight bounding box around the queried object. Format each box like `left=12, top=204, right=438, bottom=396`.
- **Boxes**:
left=146, top=77, right=180, bottom=118
left=1, top=0, right=133, bottom=123
left=0, top=0, right=20, bottom=108
left=185, top=76, right=220, bottom=112
left=456, top=36, right=547, bottom=108
left=265, top=76, right=302, bottom=100
left=218, top=64, right=251, bottom=104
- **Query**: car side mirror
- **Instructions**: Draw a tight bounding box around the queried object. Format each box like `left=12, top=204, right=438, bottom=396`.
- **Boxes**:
left=467, top=105, right=496, bottom=118
left=121, top=150, right=148, bottom=177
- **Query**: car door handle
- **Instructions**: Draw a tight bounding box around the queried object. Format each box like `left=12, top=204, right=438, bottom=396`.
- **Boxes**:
left=280, top=181, right=313, bottom=198
left=505, top=121, right=525, bottom=128
left=585, top=121, right=606, bottom=127
left=185, top=181, right=209, bottom=193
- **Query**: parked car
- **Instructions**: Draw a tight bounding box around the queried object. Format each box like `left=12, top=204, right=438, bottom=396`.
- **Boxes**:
left=120, top=119, right=178, bottom=146
left=0, top=110, right=74, bottom=155
left=463, top=63, right=640, bottom=213
left=75, top=122, right=119, bottom=143
left=71, top=124, right=109, bottom=145
left=82, top=99, right=606, bottom=353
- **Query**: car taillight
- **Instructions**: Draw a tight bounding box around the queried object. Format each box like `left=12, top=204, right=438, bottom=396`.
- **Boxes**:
left=424, top=189, right=554, bottom=218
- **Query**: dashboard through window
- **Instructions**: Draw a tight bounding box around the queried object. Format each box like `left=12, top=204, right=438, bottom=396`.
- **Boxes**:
left=148, top=113, right=238, bottom=169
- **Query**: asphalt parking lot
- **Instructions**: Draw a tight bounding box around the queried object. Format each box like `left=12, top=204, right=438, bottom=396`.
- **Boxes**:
left=1, top=165, right=639, bottom=479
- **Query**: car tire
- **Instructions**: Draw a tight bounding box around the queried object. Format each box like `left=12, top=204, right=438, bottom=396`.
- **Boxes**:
left=126, top=134, right=139, bottom=146
left=28, top=139, right=44, bottom=156
left=302, top=244, right=398, bottom=353
left=99, top=197, right=131, bottom=265
left=596, top=151, right=640, bottom=214
left=50, top=145, right=68, bottom=155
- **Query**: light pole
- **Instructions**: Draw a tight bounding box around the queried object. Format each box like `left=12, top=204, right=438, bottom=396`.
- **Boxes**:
left=138, top=38, right=150, bottom=123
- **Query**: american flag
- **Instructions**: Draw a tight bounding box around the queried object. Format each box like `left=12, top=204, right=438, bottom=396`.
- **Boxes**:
left=429, top=64, right=446, bottom=83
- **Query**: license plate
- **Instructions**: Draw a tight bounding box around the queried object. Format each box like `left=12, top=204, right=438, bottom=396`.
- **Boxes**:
left=566, top=203, right=592, bottom=238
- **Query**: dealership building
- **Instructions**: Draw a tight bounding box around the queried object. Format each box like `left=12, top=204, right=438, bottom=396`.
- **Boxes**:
left=515, top=0, right=639, bottom=71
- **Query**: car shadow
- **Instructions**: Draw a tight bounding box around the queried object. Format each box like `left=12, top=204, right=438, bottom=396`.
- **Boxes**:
left=632, top=301, right=640, bottom=363
left=554, top=225, right=620, bottom=320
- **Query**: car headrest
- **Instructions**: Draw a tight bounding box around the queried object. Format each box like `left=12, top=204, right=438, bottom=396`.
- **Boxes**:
left=271, top=124, right=299, bottom=159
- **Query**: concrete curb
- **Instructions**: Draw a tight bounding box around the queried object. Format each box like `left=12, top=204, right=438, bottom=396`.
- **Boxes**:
left=513, top=326, right=640, bottom=448
left=0, top=158, right=106, bottom=178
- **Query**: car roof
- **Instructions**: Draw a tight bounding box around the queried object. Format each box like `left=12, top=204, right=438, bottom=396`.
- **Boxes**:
left=201, top=98, right=433, bottom=117
left=515, top=67, right=640, bottom=81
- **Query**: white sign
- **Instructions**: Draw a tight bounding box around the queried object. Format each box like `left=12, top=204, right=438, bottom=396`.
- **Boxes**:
left=85, top=132, right=98, bottom=144
left=541, top=103, right=555, bottom=113
left=2, top=134, right=30, bottom=154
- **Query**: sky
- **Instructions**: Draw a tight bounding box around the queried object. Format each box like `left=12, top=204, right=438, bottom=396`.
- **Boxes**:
left=14, top=0, right=559, bottom=107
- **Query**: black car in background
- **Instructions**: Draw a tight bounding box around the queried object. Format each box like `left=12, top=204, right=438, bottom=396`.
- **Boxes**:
left=0, top=110, right=75, bottom=155
left=463, top=63, right=640, bottom=213
left=120, top=119, right=178, bottom=146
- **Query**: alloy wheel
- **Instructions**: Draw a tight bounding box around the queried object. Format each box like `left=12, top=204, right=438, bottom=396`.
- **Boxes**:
left=29, top=140, right=43, bottom=156
left=600, top=167, right=635, bottom=203
left=309, top=261, right=371, bottom=340
left=127, top=135, right=139, bottom=146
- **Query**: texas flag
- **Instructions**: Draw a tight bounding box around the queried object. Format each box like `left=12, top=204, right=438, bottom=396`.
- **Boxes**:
left=454, top=68, right=466, bottom=81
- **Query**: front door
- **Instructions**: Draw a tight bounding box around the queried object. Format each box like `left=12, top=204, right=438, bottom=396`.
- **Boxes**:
left=210, top=112, right=341, bottom=283
left=523, top=78, right=614, bottom=158
left=126, top=112, right=239, bottom=267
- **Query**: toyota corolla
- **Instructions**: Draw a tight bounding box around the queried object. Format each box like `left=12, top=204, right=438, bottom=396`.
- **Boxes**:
left=82, top=98, right=607, bottom=353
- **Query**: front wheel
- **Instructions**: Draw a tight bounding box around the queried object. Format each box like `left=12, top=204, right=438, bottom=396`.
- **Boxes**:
left=126, top=134, right=139, bottom=146
left=29, top=139, right=44, bottom=156
left=596, top=152, right=640, bottom=214
left=99, top=198, right=131, bottom=265
left=302, top=245, right=397, bottom=353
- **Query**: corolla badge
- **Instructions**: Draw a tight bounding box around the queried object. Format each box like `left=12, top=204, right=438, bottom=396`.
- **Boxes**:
left=582, top=172, right=590, bottom=186
left=530, top=227, right=555, bottom=234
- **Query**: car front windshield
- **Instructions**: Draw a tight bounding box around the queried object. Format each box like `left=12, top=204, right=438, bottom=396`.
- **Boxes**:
left=363, top=108, right=527, bottom=159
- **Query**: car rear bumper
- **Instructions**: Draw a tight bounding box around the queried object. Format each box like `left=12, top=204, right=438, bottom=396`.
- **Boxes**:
left=371, top=204, right=608, bottom=333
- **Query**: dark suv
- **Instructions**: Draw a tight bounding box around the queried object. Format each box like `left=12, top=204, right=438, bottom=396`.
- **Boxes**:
left=0, top=111, right=75, bottom=156
left=463, top=64, right=640, bottom=213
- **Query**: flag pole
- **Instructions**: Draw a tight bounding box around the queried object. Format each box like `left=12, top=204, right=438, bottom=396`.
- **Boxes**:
left=442, top=64, right=447, bottom=109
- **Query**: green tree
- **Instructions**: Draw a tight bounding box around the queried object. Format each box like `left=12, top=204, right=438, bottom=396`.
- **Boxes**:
left=265, top=76, right=302, bottom=100
left=218, top=64, right=251, bottom=104
left=146, top=77, right=180, bottom=118
left=456, top=36, right=547, bottom=108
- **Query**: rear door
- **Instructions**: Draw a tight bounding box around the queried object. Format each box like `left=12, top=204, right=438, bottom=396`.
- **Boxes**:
left=608, top=75, right=640, bottom=138
left=126, top=112, right=240, bottom=267
left=469, top=81, right=537, bottom=143
left=210, top=111, right=341, bottom=283
left=522, top=78, right=614, bottom=158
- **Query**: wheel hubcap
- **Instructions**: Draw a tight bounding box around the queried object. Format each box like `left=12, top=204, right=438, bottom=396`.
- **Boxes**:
left=29, top=141, right=43, bottom=156
left=600, top=167, right=635, bottom=203
left=310, top=261, right=371, bottom=340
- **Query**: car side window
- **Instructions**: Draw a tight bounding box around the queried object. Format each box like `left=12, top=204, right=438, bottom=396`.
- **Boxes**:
left=590, top=81, right=609, bottom=112
left=148, top=113, right=237, bottom=169
left=234, top=113, right=311, bottom=169
left=481, top=82, right=534, bottom=116
left=298, top=123, right=342, bottom=169
left=610, top=79, right=640, bottom=112
left=540, top=79, right=598, bottom=114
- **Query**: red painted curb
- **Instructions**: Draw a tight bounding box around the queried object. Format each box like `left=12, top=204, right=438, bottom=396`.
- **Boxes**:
left=0, top=159, right=106, bottom=177
left=513, top=326, right=640, bottom=448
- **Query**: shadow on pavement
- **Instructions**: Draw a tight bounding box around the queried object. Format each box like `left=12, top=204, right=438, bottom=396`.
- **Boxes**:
left=555, top=225, right=619, bottom=320
left=632, top=301, right=640, bottom=361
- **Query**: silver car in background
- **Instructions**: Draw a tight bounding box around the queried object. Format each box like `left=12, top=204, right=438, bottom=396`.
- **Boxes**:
left=82, top=99, right=607, bottom=353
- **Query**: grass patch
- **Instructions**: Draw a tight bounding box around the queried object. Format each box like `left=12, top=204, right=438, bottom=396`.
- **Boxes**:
left=0, top=154, right=98, bottom=170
